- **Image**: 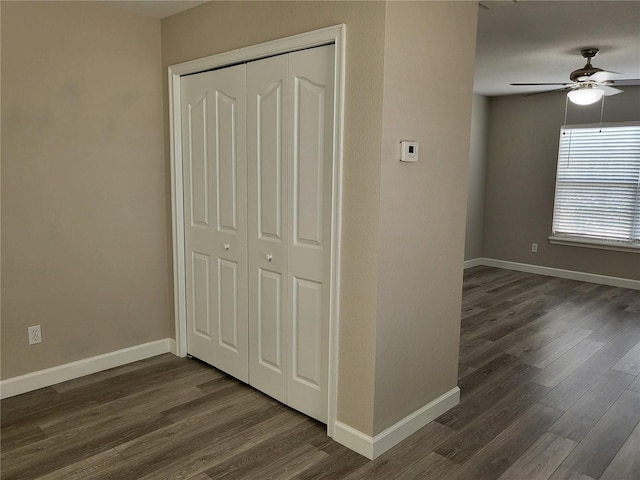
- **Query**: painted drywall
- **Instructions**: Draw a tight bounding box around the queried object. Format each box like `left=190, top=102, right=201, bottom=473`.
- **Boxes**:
left=484, top=86, right=640, bottom=280
left=161, top=0, right=386, bottom=436
left=374, top=2, right=478, bottom=433
left=1, top=2, right=171, bottom=379
left=465, top=95, right=489, bottom=260
left=1, top=0, right=480, bottom=442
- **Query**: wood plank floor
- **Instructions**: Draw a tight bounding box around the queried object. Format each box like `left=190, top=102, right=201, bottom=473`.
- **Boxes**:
left=2, top=266, right=639, bottom=480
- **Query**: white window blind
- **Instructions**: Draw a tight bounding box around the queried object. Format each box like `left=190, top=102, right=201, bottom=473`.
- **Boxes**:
left=551, top=123, right=640, bottom=249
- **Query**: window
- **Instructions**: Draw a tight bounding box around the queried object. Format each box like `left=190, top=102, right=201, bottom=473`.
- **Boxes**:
left=550, top=122, right=640, bottom=252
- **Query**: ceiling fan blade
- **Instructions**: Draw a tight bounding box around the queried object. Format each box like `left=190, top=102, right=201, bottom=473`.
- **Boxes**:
left=511, top=82, right=572, bottom=86
left=599, top=85, right=623, bottom=96
left=523, top=86, right=573, bottom=97
left=609, top=79, right=640, bottom=87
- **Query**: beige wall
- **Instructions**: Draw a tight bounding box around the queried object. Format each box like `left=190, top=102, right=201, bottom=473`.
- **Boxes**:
left=2, top=1, right=478, bottom=441
left=465, top=94, right=489, bottom=261
left=483, top=86, right=640, bottom=280
left=162, top=1, right=478, bottom=435
left=161, top=0, right=386, bottom=436
left=1, top=2, right=171, bottom=379
left=374, top=1, right=477, bottom=433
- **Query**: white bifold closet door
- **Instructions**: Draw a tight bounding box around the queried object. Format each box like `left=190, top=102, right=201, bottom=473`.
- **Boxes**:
left=182, top=44, right=334, bottom=423
left=181, top=64, right=249, bottom=383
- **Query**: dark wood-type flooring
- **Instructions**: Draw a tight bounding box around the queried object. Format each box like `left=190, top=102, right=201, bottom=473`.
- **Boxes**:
left=2, top=266, right=640, bottom=479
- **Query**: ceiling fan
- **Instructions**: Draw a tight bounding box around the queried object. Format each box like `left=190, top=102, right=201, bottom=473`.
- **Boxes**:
left=511, top=48, right=640, bottom=105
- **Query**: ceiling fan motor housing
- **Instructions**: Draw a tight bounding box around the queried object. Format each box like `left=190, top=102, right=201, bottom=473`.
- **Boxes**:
left=570, top=66, right=604, bottom=82
left=570, top=48, right=602, bottom=81
left=581, top=48, right=600, bottom=59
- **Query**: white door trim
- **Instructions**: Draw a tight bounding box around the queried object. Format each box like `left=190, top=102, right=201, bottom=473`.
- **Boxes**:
left=168, top=24, right=346, bottom=438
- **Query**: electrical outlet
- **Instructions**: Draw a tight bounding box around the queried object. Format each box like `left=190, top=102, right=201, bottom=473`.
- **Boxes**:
left=531, top=243, right=538, bottom=253
left=28, top=325, right=42, bottom=345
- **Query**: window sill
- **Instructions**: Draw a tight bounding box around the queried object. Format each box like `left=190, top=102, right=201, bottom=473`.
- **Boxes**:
left=548, top=236, right=640, bottom=254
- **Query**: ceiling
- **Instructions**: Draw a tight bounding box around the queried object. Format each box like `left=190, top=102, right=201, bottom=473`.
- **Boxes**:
left=106, top=1, right=639, bottom=97
left=475, top=0, right=640, bottom=96
left=106, top=1, right=208, bottom=19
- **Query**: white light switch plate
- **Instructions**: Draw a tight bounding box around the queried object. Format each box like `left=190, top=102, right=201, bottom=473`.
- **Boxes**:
left=400, top=141, right=419, bottom=162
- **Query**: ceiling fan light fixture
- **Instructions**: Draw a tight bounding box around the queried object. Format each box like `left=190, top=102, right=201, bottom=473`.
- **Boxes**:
left=567, top=85, right=605, bottom=105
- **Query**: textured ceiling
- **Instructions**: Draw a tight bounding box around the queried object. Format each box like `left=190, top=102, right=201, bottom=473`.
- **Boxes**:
left=106, top=1, right=208, bottom=19
left=105, top=1, right=640, bottom=98
left=474, top=1, right=640, bottom=96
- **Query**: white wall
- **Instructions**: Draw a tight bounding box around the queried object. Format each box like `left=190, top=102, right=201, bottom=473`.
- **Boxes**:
left=483, top=87, right=640, bottom=280
left=465, top=94, right=489, bottom=261
left=1, top=1, right=171, bottom=379
left=374, top=1, right=478, bottom=433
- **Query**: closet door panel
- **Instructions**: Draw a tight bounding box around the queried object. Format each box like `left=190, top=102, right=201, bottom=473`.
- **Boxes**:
left=191, top=252, right=212, bottom=338
left=216, top=91, right=239, bottom=231
left=292, top=277, right=323, bottom=389
left=247, top=55, right=289, bottom=403
left=258, top=268, right=283, bottom=370
left=218, top=258, right=240, bottom=352
left=287, top=45, right=335, bottom=423
left=182, top=65, right=248, bottom=383
left=188, top=95, right=209, bottom=227
left=257, top=84, right=282, bottom=240
left=294, top=77, right=324, bottom=248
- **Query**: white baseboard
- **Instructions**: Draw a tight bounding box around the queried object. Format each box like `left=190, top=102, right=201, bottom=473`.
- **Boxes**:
left=463, top=258, right=484, bottom=269
left=333, top=421, right=376, bottom=459
left=333, top=386, right=460, bottom=460
left=465, top=257, right=640, bottom=291
left=0, top=338, right=176, bottom=399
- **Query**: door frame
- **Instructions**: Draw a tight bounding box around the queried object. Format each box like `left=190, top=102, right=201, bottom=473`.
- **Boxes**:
left=168, top=24, right=346, bottom=437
